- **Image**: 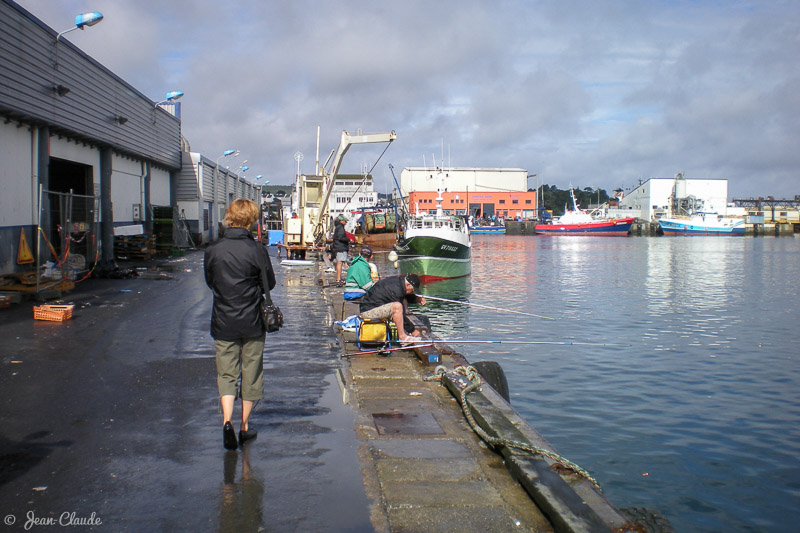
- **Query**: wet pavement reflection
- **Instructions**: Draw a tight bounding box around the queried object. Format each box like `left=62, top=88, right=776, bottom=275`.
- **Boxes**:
left=0, top=249, right=372, bottom=532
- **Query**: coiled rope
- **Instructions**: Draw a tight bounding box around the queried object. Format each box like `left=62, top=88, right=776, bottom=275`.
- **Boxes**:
left=428, top=365, right=602, bottom=490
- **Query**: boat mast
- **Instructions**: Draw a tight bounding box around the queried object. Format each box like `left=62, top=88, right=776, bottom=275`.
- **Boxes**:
left=569, top=184, right=580, bottom=212
left=435, top=169, right=444, bottom=217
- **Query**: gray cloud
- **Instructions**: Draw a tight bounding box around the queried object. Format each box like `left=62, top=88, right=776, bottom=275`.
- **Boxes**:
left=16, top=0, right=800, bottom=199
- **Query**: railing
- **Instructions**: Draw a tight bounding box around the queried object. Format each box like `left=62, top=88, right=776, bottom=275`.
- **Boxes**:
left=406, top=215, right=466, bottom=232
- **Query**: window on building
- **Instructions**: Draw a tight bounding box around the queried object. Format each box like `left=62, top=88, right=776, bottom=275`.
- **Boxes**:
left=525, top=200, right=531, bottom=204
left=499, top=199, right=506, bottom=204
left=512, top=200, right=518, bottom=204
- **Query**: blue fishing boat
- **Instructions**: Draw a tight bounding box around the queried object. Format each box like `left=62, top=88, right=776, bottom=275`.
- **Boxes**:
left=470, top=224, right=505, bottom=235
left=658, top=213, right=745, bottom=236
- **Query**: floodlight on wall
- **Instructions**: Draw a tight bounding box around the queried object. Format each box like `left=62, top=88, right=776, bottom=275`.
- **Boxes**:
left=114, top=115, right=128, bottom=125
left=154, top=90, right=184, bottom=108
left=56, top=12, right=104, bottom=41
left=52, top=84, right=71, bottom=97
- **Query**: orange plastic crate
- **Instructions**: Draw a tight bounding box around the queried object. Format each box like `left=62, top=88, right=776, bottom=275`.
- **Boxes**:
left=33, top=304, right=74, bottom=322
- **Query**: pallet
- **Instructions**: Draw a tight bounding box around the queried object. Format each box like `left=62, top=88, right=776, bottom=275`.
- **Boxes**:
left=115, top=234, right=156, bottom=260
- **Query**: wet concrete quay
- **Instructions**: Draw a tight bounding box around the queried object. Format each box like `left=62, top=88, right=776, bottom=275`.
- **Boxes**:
left=1, top=250, right=370, bottom=531
left=1, top=249, right=648, bottom=532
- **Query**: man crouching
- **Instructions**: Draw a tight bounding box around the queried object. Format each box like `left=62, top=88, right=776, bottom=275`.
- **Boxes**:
left=359, top=274, right=426, bottom=344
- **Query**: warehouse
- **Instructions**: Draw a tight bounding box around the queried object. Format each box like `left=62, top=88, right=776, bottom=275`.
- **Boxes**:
left=0, top=0, right=258, bottom=278
left=617, top=173, right=730, bottom=221
left=400, top=167, right=538, bottom=219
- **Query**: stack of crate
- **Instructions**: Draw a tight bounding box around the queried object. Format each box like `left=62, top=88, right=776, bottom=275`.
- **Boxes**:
left=153, top=206, right=174, bottom=255
left=114, top=234, right=155, bottom=260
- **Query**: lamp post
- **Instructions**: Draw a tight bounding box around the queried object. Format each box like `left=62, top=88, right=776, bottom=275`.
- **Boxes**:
left=154, top=90, right=184, bottom=108
left=56, top=12, right=104, bottom=41
left=527, top=174, right=539, bottom=219
left=54, top=12, right=103, bottom=70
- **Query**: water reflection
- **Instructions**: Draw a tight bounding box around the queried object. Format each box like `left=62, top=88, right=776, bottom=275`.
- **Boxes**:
left=459, top=234, right=800, bottom=532
left=219, top=447, right=264, bottom=533
left=417, top=276, right=472, bottom=340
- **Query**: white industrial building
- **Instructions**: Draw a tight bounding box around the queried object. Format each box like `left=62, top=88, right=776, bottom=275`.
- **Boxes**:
left=617, top=174, right=730, bottom=221
left=327, top=174, right=379, bottom=220
left=400, top=167, right=529, bottom=194
left=177, top=152, right=261, bottom=245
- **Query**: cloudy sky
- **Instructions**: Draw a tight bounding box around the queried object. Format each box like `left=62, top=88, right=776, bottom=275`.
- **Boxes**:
left=16, top=0, right=800, bottom=199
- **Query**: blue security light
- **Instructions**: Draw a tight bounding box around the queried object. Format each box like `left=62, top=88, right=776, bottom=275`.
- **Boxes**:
left=76, top=12, right=104, bottom=28
left=56, top=11, right=104, bottom=41
left=216, top=150, right=238, bottom=169
left=155, top=90, right=184, bottom=108
left=239, top=165, right=250, bottom=173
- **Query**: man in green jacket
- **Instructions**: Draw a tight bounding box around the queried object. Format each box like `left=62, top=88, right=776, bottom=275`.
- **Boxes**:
left=343, top=246, right=375, bottom=300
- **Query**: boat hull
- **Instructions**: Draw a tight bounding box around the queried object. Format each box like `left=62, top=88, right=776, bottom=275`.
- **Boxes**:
left=354, top=231, right=399, bottom=249
left=659, top=218, right=745, bottom=236
left=535, top=217, right=635, bottom=236
left=395, top=235, right=471, bottom=281
left=470, top=225, right=506, bottom=234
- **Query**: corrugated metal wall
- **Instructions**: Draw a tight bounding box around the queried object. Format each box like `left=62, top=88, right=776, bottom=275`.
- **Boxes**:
left=0, top=0, right=181, bottom=170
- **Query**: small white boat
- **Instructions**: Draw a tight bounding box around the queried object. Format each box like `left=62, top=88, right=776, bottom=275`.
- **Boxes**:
left=280, top=259, right=315, bottom=267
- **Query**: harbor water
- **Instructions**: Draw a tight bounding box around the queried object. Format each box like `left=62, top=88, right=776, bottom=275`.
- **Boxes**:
left=377, top=234, right=800, bottom=532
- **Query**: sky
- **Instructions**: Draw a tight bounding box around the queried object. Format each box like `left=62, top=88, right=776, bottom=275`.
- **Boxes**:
left=15, top=0, right=800, bottom=199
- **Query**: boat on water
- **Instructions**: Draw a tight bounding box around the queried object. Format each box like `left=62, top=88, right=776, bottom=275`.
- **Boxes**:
left=658, top=212, right=745, bottom=236
left=535, top=187, right=635, bottom=236
left=351, top=207, right=402, bottom=249
left=395, top=170, right=471, bottom=281
left=470, top=224, right=506, bottom=235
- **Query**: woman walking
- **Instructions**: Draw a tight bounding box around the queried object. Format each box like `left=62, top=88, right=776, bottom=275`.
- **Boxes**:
left=204, top=199, right=276, bottom=450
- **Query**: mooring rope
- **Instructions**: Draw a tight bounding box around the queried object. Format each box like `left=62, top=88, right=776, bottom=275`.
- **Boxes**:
left=428, top=365, right=602, bottom=490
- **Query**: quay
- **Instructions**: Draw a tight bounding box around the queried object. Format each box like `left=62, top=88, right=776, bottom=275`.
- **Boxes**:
left=502, top=220, right=798, bottom=236
left=320, top=268, right=662, bottom=532
left=627, top=220, right=798, bottom=236
left=0, top=250, right=664, bottom=532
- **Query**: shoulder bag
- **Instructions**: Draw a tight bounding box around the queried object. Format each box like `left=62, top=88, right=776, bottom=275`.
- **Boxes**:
left=256, top=244, right=283, bottom=332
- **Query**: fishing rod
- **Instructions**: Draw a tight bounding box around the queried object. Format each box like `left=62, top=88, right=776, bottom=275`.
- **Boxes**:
left=399, top=339, right=631, bottom=347
left=418, top=294, right=555, bottom=320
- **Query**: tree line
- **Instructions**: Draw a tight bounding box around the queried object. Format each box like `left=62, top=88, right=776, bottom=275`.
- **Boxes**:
left=534, top=185, right=612, bottom=216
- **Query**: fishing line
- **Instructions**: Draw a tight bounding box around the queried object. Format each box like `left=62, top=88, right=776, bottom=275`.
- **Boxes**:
left=400, top=339, right=630, bottom=347
left=418, top=294, right=555, bottom=320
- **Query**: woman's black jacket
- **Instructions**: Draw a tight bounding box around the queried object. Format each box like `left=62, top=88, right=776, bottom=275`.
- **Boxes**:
left=204, top=227, right=276, bottom=341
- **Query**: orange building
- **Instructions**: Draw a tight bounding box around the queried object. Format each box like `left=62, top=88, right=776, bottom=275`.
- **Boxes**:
left=407, top=190, right=538, bottom=220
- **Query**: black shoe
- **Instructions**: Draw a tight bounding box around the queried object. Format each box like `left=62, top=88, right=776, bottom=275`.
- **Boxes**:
left=239, top=427, right=258, bottom=446
left=223, top=421, right=238, bottom=450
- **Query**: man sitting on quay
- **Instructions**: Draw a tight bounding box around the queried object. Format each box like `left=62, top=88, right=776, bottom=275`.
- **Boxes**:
left=359, top=274, right=426, bottom=344
left=343, top=246, right=376, bottom=301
